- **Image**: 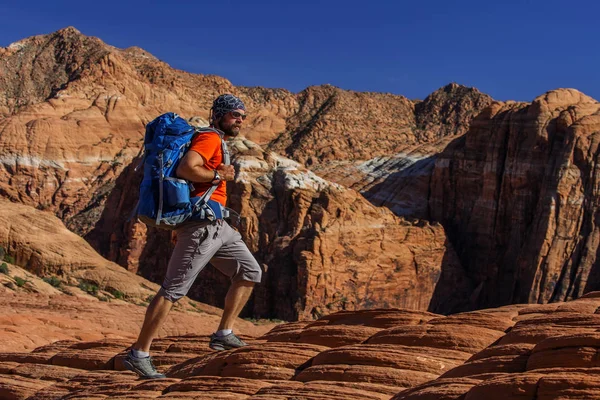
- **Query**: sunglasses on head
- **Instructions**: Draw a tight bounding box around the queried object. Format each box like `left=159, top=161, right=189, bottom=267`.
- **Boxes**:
left=230, top=111, right=247, bottom=120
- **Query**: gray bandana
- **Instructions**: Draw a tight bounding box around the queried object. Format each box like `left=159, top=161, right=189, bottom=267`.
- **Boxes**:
left=211, top=94, right=246, bottom=120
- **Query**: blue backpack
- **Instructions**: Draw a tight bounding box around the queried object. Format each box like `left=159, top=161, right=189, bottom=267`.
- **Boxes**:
left=135, top=112, right=231, bottom=230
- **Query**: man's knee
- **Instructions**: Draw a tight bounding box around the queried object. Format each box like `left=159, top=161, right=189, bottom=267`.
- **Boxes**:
left=233, top=262, right=262, bottom=284
left=157, top=287, right=184, bottom=303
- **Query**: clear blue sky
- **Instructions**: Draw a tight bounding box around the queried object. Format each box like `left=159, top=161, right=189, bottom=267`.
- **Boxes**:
left=1, top=0, right=598, bottom=101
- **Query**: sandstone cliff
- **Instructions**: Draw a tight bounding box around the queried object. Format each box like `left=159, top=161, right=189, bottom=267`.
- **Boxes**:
left=428, top=89, right=600, bottom=308
left=0, top=28, right=482, bottom=319
left=86, top=138, right=470, bottom=320
left=0, top=27, right=295, bottom=234
left=2, top=27, right=599, bottom=321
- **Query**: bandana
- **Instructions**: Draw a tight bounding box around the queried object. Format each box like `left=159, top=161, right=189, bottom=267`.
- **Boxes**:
left=211, top=94, right=246, bottom=120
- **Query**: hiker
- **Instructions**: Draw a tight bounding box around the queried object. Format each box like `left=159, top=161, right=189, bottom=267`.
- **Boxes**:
left=124, top=94, right=262, bottom=379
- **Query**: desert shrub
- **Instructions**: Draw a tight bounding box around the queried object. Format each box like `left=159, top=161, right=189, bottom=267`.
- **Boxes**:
left=79, top=281, right=99, bottom=295
left=14, top=276, right=28, bottom=287
left=43, top=276, right=62, bottom=288
left=110, top=289, right=125, bottom=299
left=0, top=263, right=8, bottom=274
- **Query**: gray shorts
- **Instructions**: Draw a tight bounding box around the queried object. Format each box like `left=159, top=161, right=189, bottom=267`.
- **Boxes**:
left=158, top=220, right=262, bottom=302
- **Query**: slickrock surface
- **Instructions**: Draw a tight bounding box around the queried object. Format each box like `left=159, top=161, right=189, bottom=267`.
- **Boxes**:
left=0, top=198, right=156, bottom=300
left=393, top=293, right=600, bottom=399
left=0, top=199, right=274, bottom=352
left=0, top=303, right=509, bottom=399
left=3, top=295, right=598, bottom=399
left=0, top=279, right=273, bottom=354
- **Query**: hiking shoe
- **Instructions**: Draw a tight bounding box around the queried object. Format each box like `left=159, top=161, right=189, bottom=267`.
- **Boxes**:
left=123, top=350, right=166, bottom=379
left=209, top=332, right=247, bottom=351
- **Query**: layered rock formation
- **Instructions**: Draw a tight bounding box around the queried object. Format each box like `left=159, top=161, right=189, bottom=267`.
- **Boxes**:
left=87, top=139, right=470, bottom=320
left=395, top=292, right=600, bottom=399
left=428, top=89, right=600, bottom=309
left=3, top=26, right=600, bottom=322
left=0, top=289, right=271, bottom=354
left=0, top=199, right=154, bottom=299
left=0, top=200, right=274, bottom=352
left=0, top=28, right=478, bottom=319
left=271, top=84, right=494, bottom=221
left=2, top=294, right=600, bottom=399
left=0, top=27, right=296, bottom=235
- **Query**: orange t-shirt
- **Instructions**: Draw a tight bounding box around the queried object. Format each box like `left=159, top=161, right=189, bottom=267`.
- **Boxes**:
left=188, top=131, right=227, bottom=206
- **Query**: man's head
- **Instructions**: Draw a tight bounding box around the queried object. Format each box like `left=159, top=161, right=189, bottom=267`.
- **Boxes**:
left=211, top=94, right=246, bottom=137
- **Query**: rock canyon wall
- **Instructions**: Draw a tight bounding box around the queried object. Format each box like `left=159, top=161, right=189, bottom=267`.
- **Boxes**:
left=1, top=27, right=599, bottom=321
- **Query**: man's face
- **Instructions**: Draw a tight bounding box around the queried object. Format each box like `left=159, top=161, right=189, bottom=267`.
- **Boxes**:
left=217, top=109, right=246, bottom=137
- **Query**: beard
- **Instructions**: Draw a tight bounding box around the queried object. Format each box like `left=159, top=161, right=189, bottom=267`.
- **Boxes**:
left=223, top=125, right=241, bottom=137
left=216, top=120, right=241, bottom=137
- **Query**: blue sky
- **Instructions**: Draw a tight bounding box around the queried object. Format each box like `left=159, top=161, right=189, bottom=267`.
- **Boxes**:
left=0, top=0, right=598, bottom=101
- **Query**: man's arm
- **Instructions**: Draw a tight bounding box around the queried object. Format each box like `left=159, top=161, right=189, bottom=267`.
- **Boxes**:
left=176, top=151, right=214, bottom=182
left=176, top=151, right=235, bottom=182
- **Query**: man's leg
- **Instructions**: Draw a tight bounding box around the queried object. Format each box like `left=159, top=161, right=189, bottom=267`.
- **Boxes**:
left=209, top=221, right=262, bottom=350
left=133, top=294, right=174, bottom=352
left=125, top=223, right=218, bottom=376
left=218, top=280, right=255, bottom=331
left=123, top=294, right=173, bottom=379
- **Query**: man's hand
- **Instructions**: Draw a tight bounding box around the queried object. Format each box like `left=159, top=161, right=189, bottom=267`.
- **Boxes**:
left=216, top=163, right=235, bottom=181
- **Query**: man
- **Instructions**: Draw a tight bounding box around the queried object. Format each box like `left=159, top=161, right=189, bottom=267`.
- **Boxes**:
left=124, top=94, right=262, bottom=379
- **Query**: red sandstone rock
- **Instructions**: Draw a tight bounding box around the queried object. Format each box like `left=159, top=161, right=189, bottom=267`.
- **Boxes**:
left=367, top=323, right=505, bottom=354
left=0, top=28, right=487, bottom=321
left=167, top=342, right=328, bottom=380
left=429, top=89, right=600, bottom=311
left=308, top=309, right=438, bottom=328
left=391, top=377, right=481, bottom=400
left=164, top=376, right=271, bottom=397
left=0, top=295, right=599, bottom=399
left=0, top=374, right=52, bottom=400
left=0, top=283, right=273, bottom=353
left=397, top=295, right=600, bottom=399
left=250, top=380, right=396, bottom=400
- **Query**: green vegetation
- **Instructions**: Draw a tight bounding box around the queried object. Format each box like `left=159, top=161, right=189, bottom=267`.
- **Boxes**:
left=79, top=281, right=99, bottom=295
left=14, top=276, right=28, bottom=287
left=188, top=301, right=206, bottom=314
left=43, top=276, right=62, bottom=288
left=1, top=247, right=15, bottom=264
left=110, top=288, right=125, bottom=300
left=0, top=263, right=8, bottom=274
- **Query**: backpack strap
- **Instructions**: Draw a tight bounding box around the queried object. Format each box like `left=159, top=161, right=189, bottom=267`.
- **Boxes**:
left=189, top=127, right=230, bottom=217
left=192, top=127, right=230, bottom=165
left=221, top=138, right=230, bottom=165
